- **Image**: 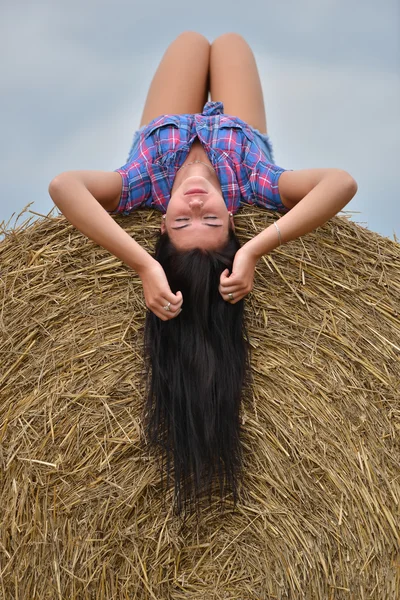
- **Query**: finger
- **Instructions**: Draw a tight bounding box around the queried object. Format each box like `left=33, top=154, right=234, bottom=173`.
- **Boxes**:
left=219, top=282, right=241, bottom=294
left=222, top=287, right=248, bottom=301
left=154, top=311, right=168, bottom=321
left=156, top=307, right=182, bottom=321
left=161, top=296, right=183, bottom=313
left=161, top=293, right=183, bottom=313
left=219, top=269, right=230, bottom=284
left=168, top=300, right=183, bottom=313
left=220, top=274, right=239, bottom=289
left=219, top=282, right=244, bottom=298
left=164, top=289, right=182, bottom=304
left=225, top=292, right=245, bottom=304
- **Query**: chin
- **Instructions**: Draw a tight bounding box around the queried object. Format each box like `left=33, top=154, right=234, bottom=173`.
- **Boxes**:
left=184, top=174, right=209, bottom=183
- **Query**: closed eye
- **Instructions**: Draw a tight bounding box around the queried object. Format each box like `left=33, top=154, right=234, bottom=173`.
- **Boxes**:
left=172, top=223, right=223, bottom=229
left=171, top=215, right=223, bottom=230
left=175, top=216, right=217, bottom=222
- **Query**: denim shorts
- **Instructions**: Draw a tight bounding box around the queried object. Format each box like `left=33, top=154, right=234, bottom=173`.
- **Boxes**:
left=126, top=123, right=276, bottom=165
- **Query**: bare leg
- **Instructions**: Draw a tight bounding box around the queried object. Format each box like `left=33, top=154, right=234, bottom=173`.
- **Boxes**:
left=209, top=33, right=267, bottom=133
left=139, top=31, right=210, bottom=127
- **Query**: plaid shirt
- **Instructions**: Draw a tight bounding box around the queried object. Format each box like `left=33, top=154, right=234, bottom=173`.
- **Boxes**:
left=109, top=101, right=291, bottom=216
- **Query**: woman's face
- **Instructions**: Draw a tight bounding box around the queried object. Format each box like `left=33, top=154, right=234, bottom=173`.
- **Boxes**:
left=162, top=165, right=233, bottom=250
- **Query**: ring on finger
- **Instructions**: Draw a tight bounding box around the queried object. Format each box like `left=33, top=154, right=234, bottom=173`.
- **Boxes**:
left=163, top=302, right=171, bottom=311
left=228, top=293, right=234, bottom=302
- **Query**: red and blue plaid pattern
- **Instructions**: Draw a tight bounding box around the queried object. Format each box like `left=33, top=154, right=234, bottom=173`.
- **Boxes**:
left=109, top=101, right=290, bottom=216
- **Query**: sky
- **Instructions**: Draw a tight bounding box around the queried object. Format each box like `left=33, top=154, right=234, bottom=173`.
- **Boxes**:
left=1, top=0, right=399, bottom=242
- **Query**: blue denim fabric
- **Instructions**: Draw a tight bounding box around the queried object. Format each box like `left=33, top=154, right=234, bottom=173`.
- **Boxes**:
left=249, top=127, right=275, bottom=164
left=126, top=125, right=148, bottom=163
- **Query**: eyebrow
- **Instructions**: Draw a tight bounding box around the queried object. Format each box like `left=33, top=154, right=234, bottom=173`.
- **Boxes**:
left=171, top=223, right=223, bottom=230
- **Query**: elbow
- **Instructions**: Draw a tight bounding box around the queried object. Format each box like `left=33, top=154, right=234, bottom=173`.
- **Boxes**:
left=48, top=172, right=70, bottom=205
left=338, top=170, right=358, bottom=197
left=328, top=170, right=358, bottom=209
left=347, top=174, right=358, bottom=198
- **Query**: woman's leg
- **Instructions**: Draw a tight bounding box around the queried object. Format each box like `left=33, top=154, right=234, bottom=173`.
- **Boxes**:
left=139, top=31, right=210, bottom=127
left=209, top=33, right=267, bottom=133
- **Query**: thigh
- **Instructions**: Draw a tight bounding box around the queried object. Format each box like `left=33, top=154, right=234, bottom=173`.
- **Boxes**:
left=139, top=31, right=210, bottom=127
left=209, top=33, right=267, bottom=133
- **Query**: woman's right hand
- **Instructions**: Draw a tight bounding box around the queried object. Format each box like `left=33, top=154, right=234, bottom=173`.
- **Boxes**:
left=138, top=259, right=183, bottom=320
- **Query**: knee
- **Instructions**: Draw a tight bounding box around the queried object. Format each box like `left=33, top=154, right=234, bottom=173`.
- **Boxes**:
left=174, top=31, right=210, bottom=49
left=211, top=32, right=249, bottom=48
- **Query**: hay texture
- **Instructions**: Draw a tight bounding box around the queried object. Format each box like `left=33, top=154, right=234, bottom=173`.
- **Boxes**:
left=0, top=204, right=399, bottom=600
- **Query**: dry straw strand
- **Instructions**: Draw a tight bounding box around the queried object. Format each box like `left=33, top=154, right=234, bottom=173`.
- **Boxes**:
left=0, top=205, right=399, bottom=599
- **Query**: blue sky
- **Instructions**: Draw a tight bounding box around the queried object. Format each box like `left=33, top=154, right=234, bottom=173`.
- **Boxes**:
left=1, top=0, right=399, bottom=241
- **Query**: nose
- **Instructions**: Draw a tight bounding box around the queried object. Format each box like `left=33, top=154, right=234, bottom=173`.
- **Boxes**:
left=188, top=198, right=204, bottom=209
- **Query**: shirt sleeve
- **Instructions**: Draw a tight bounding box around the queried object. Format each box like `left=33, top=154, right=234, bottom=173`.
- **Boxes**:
left=251, top=161, right=293, bottom=214
left=107, top=162, right=151, bottom=216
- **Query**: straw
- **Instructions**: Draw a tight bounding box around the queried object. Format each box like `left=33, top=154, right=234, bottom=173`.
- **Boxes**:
left=0, top=204, right=399, bottom=599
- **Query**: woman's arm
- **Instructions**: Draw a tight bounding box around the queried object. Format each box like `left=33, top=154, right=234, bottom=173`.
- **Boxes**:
left=49, top=171, right=183, bottom=319
left=219, top=169, right=358, bottom=302
left=49, top=170, right=155, bottom=273
left=247, top=168, right=358, bottom=257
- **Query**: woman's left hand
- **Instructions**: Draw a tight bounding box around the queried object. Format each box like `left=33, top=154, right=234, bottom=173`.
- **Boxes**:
left=219, top=245, right=258, bottom=304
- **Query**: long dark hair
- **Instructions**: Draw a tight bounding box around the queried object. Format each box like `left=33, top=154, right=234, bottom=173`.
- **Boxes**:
left=143, top=228, right=251, bottom=516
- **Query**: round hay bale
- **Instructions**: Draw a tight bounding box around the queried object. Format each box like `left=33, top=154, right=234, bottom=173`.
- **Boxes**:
left=0, top=204, right=399, bottom=599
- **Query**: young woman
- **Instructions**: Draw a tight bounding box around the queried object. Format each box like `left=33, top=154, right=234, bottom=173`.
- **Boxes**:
left=49, top=32, right=358, bottom=515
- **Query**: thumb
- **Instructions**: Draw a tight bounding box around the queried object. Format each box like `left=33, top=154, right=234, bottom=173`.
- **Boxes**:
left=220, top=268, right=230, bottom=283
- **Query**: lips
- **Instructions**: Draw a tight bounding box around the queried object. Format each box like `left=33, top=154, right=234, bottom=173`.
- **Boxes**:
left=184, top=188, right=207, bottom=195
